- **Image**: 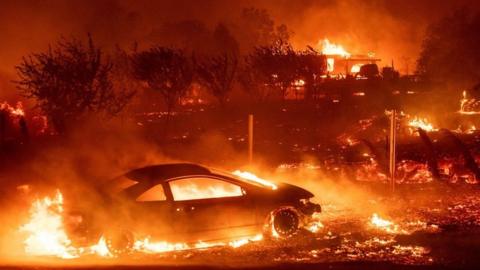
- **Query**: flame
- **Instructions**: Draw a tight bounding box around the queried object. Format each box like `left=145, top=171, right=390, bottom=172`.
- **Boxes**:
left=306, top=213, right=324, bottom=233
left=459, top=90, right=480, bottom=115
left=19, top=191, right=78, bottom=259
left=320, top=39, right=350, bottom=57
left=318, top=39, right=351, bottom=73
left=407, top=117, right=436, bottom=132
left=293, top=79, right=305, bottom=87
left=351, top=64, right=362, bottom=73
left=232, top=170, right=278, bottom=190
left=90, top=236, right=113, bottom=257
left=133, top=234, right=263, bottom=253
left=369, top=213, right=405, bottom=234
left=20, top=190, right=264, bottom=259
left=326, top=58, right=335, bottom=72
left=170, top=178, right=245, bottom=201
left=1, top=101, right=25, bottom=117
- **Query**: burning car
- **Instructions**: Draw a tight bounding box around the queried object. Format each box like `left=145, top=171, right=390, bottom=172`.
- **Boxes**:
left=65, top=163, right=321, bottom=252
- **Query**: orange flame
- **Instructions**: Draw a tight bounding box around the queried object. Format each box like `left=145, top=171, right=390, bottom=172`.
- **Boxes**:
left=459, top=90, right=480, bottom=115
left=1, top=101, right=25, bottom=117
left=20, top=190, right=264, bottom=258
left=19, top=191, right=78, bottom=258
left=320, top=39, right=350, bottom=57
left=232, top=170, right=278, bottom=190
left=318, top=39, right=350, bottom=73
left=407, top=117, right=436, bottom=132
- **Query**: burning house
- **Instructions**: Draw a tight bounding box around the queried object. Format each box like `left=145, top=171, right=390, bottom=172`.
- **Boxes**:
left=320, top=39, right=381, bottom=78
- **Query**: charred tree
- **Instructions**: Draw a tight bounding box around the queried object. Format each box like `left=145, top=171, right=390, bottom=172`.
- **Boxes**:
left=296, top=48, right=327, bottom=100
left=196, top=53, right=238, bottom=106
left=15, top=35, right=133, bottom=133
left=240, top=40, right=297, bottom=101
left=133, top=47, right=194, bottom=135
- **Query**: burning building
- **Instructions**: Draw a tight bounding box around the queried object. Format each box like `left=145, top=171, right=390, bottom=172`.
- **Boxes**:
left=319, top=39, right=381, bottom=78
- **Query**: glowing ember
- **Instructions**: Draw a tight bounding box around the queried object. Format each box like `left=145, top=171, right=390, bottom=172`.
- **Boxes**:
left=352, top=91, right=365, bottom=96
left=133, top=234, right=263, bottom=253
left=133, top=238, right=190, bottom=253
left=369, top=213, right=404, bottom=234
left=293, top=79, right=305, bottom=87
left=232, top=170, right=278, bottom=190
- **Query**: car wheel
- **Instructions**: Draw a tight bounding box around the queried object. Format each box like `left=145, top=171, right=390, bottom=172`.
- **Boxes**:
left=269, top=208, right=299, bottom=238
left=105, top=229, right=133, bottom=255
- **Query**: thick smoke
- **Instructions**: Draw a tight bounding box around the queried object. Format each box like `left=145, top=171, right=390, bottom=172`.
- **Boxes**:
left=1, top=0, right=479, bottom=99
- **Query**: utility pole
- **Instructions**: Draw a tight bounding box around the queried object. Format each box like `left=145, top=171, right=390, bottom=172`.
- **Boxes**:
left=389, top=110, right=397, bottom=192
left=248, top=114, right=254, bottom=164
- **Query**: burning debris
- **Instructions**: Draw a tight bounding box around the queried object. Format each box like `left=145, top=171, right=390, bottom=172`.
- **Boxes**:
left=459, top=90, right=480, bottom=115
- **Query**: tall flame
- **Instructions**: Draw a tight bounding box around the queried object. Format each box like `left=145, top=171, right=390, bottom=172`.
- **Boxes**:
left=19, top=191, right=78, bottom=259
left=232, top=170, right=278, bottom=190
left=318, top=39, right=351, bottom=73
left=320, top=39, right=351, bottom=57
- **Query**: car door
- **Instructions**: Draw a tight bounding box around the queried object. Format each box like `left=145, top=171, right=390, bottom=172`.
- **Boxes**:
left=167, top=176, right=256, bottom=242
left=130, top=182, right=175, bottom=240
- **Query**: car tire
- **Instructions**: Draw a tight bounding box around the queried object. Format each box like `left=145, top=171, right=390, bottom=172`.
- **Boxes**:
left=267, top=207, right=300, bottom=239
left=105, top=229, right=133, bottom=255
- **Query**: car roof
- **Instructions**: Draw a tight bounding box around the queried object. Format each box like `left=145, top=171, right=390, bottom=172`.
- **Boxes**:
left=125, top=163, right=212, bottom=182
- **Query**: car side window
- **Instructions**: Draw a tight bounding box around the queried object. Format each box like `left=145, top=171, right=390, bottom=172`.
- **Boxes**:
left=136, top=184, right=167, bottom=202
left=169, top=177, right=243, bottom=201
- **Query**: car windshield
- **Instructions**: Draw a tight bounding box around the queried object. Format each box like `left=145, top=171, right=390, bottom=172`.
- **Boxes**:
left=211, top=169, right=278, bottom=190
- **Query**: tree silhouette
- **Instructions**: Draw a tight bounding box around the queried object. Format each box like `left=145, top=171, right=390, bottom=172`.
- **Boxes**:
left=296, top=48, right=327, bottom=100
left=417, top=9, right=480, bottom=89
left=236, top=7, right=291, bottom=52
left=196, top=54, right=238, bottom=106
left=132, top=47, right=193, bottom=118
left=196, top=24, right=239, bottom=105
left=241, top=40, right=298, bottom=100
left=15, top=35, right=133, bottom=133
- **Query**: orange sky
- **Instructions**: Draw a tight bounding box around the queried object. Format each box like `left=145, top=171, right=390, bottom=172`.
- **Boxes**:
left=0, top=0, right=478, bottom=96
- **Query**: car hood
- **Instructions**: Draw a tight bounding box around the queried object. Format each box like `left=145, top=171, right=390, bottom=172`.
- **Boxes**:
left=275, top=182, right=314, bottom=199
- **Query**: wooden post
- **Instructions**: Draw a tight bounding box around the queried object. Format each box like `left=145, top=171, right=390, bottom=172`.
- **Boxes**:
left=389, top=110, right=396, bottom=192
left=248, top=114, right=254, bottom=164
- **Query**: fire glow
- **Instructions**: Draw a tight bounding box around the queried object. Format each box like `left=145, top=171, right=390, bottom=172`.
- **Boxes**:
left=407, top=117, right=437, bottom=132
left=459, top=90, right=480, bottom=115
left=319, top=39, right=350, bottom=73
left=19, top=190, right=268, bottom=259
left=369, top=213, right=405, bottom=234
left=232, top=170, right=278, bottom=190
